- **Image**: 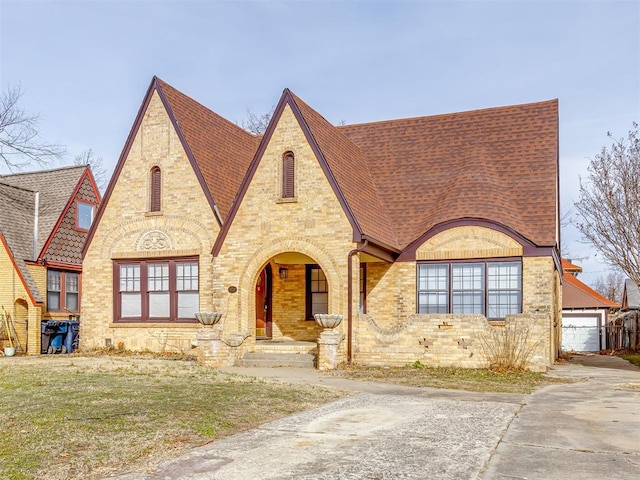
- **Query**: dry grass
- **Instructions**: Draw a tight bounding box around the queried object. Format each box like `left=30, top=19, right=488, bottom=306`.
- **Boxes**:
left=0, top=354, right=346, bottom=480
left=620, top=353, right=640, bottom=367
left=329, top=361, right=567, bottom=394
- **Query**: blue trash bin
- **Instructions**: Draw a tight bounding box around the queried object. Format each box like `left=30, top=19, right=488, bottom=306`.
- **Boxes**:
left=46, top=321, right=69, bottom=354
left=63, top=320, right=80, bottom=354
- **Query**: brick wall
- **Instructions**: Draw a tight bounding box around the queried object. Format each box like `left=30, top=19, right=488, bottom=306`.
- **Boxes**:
left=0, top=243, right=43, bottom=354
left=213, top=105, right=353, bottom=360
left=354, top=227, right=559, bottom=371
left=81, top=91, right=219, bottom=353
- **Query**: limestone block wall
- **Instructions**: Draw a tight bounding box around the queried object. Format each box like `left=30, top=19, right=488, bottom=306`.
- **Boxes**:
left=81, top=91, right=219, bottom=354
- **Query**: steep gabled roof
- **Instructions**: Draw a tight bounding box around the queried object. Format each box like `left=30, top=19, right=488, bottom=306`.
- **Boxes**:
left=0, top=165, right=86, bottom=255
left=155, top=79, right=259, bottom=221
left=338, top=100, right=559, bottom=248
left=562, top=271, right=619, bottom=309
left=0, top=165, right=88, bottom=304
left=290, top=93, right=399, bottom=249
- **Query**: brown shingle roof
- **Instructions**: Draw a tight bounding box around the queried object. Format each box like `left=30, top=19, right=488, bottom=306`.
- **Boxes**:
left=0, top=165, right=87, bottom=303
left=338, top=100, right=559, bottom=248
left=155, top=78, right=259, bottom=221
left=0, top=165, right=86, bottom=254
left=290, top=93, right=399, bottom=249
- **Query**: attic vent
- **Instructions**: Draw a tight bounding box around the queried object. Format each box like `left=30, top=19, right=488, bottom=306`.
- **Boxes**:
left=150, top=166, right=161, bottom=212
left=282, top=152, right=295, bottom=199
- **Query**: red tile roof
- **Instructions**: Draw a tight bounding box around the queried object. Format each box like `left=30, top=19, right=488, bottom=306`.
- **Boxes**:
left=562, top=271, right=619, bottom=309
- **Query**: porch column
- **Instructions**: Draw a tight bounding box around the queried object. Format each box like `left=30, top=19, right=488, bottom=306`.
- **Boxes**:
left=317, top=331, right=345, bottom=371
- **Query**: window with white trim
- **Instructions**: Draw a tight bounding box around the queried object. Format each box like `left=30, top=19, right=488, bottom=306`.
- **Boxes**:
left=77, top=201, right=94, bottom=230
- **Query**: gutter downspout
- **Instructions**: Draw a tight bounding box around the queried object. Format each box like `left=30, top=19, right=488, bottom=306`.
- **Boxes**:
left=33, top=191, right=39, bottom=260
left=347, top=239, right=368, bottom=363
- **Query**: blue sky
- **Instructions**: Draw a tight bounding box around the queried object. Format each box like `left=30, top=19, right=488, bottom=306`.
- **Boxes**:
left=1, top=0, right=639, bottom=286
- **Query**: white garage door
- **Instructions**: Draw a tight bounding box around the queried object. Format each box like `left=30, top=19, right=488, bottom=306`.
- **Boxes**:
left=562, top=316, right=600, bottom=352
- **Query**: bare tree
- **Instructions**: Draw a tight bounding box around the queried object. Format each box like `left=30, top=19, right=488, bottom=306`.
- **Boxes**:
left=0, top=85, right=65, bottom=170
left=592, top=270, right=625, bottom=303
left=575, top=122, right=640, bottom=284
left=74, top=148, right=108, bottom=192
left=240, top=107, right=274, bottom=135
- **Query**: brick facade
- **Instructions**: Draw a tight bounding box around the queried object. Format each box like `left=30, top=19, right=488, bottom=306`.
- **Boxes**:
left=81, top=87, right=560, bottom=371
left=80, top=92, right=218, bottom=353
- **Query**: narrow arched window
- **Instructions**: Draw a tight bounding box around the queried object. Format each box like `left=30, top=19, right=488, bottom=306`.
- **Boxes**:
left=150, top=166, right=161, bottom=212
left=282, top=152, right=295, bottom=198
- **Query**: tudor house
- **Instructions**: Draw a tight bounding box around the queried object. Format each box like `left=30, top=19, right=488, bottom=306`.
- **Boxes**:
left=81, top=77, right=561, bottom=370
left=0, top=166, right=101, bottom=354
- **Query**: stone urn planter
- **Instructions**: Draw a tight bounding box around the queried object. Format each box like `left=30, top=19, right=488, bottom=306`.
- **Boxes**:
left=314, top=313, right=344, bottom=331
left=195, top=312, right=223, bottom=327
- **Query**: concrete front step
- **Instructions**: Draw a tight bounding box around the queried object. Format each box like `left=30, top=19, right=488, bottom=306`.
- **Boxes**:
left=253, top=340, right=317, bottom=354
left=235, top=352, right=316, bottom=368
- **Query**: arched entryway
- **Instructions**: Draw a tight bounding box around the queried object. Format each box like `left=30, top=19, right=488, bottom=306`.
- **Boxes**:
left=13, top=299, right=29, bottom=353
left=251, top=252, right=334, bottom=342
left=255, top=264, right=272, bottom=339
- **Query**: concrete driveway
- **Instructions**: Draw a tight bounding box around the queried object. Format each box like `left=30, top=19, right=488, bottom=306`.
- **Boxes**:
left=109, top=356, right=640, bottom=480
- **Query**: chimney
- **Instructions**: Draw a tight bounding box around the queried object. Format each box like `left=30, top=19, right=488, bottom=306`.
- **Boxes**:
left=33, top=191, right=39, bottom=260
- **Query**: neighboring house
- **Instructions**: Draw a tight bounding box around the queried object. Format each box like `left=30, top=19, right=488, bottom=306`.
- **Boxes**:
left=81, top=77, right=562, bottom=370
left=0, top=166, right=101, bottom=354
left=613, top=279, right=640, bottom=350
left=561, top=259, right=619, bottom=352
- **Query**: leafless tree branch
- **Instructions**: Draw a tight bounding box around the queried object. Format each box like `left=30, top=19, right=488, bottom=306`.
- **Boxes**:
left=74, top=148, right=108, bottom=193
left=575, top=122, right=640, bottom=284
left=0, top=84, right=66, bottom=170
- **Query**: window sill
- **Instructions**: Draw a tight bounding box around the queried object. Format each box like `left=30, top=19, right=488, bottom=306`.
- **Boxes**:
left=145, top=211, right=164, bottom=217
left=276, top=197, right=298, bottom=204
left=110, top=322, right=200, bottom=328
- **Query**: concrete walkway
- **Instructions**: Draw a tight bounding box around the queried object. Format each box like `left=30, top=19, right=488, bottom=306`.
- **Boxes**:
left=480, top=354, right=640, bottom=480
left=108, top=356, right=640, bottom=480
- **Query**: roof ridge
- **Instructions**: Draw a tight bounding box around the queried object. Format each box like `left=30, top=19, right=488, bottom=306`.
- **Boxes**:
left=0, top=164, right=86, bottom=178
left=338, top=99, right=559, bottom=130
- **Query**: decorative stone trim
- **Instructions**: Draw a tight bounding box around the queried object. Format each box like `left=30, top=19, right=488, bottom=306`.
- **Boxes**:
left=137, top=230, right=172, bottom=251
left=416, top=225, right=523, bottom=260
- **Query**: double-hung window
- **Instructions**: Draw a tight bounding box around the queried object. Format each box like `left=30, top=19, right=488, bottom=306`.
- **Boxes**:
left=306, top=265, right=328, bottom=319
left=47, top=270, right=80, bottom=313
left=115, top=258, right=199, bottom=322
left=417, top=260, right=522, bottom=319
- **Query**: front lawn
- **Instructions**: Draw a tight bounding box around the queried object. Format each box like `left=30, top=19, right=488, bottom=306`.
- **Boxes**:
left=329, top=361, right=568, bottom=394
left=0, top=355, right=345, bottom=480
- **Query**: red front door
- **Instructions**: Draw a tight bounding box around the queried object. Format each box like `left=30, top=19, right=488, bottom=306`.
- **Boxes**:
left=255, top=265, right=272, bottom=339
